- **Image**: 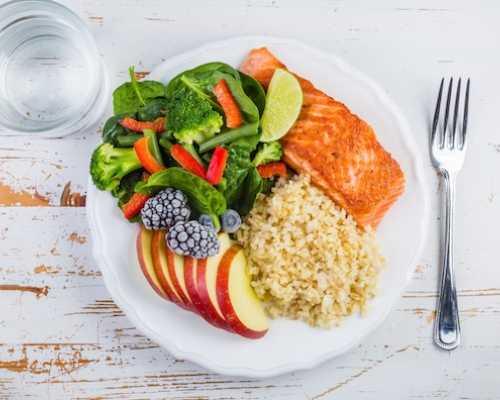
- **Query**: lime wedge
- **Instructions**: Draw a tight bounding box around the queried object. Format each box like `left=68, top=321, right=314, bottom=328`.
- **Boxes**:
left=261, top=69, right=303, bottom=142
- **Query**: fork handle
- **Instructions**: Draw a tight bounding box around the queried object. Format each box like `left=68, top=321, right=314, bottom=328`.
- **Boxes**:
left=434, top=170, right=461, bottom=350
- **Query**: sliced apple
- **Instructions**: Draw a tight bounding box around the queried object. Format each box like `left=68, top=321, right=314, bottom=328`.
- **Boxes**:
left=196, top=234, right=232, bottom=330
left=151, top=230, right=187, bottom=308
left=216, top=245, right=269, bottom=339
left=165, top=244, right=193, bottom=310
left=136, top=227, right=168, bottom=300
left=183, top=256, right=217, bottom=324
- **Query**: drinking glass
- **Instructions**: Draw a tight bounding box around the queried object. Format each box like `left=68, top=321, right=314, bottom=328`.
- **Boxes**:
left=0, top=0, right=108, bottom=137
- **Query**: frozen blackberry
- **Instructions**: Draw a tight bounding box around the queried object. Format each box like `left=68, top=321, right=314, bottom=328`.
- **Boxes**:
left=166, top=221, right=219, bottom=259
left=141, top=188, right=190, bottom=230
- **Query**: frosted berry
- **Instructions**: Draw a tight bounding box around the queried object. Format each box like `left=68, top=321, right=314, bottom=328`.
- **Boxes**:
left=141, top=188, right=190, bottom=230
left=166, top=221, right=219, bottom=259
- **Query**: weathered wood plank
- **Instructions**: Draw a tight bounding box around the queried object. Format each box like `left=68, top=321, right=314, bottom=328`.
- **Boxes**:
left=0, top=138, right=93, bottom=207
left=1, top=0, right=500, bottom=398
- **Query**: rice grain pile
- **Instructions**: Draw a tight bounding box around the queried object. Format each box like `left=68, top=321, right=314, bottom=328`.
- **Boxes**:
left=236, top=175, right=384, bottom=328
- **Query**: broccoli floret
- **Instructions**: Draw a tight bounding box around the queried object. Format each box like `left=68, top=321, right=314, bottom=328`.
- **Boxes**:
left=90, top=143, right=142, bottom=191
left=166, top=85, right=223, bottom=145
left=252, top=141, right=283, bottom=166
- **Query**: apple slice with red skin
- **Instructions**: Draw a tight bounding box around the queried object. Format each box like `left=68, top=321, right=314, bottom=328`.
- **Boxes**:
left=136, top=226, right=169, bottom=300
left=196, top=234, right=232, bottom=331
left=151, top=230, right=188, bottom=308
left=141, top=229, right=267, bottom=338
left=183, top=256, right=221, bottom=325
left=165, top=243, right=194, bottom=310
left=216, top=245, right=269, bottom=339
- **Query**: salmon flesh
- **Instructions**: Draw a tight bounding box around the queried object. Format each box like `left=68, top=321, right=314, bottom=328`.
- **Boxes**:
left=240, top=48, right=405, bottom=228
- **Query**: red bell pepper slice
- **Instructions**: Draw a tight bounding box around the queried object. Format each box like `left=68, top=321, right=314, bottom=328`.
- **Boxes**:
left=170, top=144, right=207, bottom=179
left=120, top=117, right=165, bottom=133
left=122, top=192, right=150, bottom=219
left=134, top=137, right=165, bottom=174
left=206, top=146, right=229, bottom=185
left=257, top=162, right=287, bottom=179
left=213, top=79, right=243, bottom=128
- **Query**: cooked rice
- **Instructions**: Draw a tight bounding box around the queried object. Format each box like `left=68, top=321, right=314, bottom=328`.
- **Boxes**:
left=236, top=175, right=384, bottom=328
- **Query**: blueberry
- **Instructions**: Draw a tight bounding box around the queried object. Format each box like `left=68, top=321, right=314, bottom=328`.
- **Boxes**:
left=198, top=214, right=219, bottom=232
left=221, top=209, right=241, bottom=233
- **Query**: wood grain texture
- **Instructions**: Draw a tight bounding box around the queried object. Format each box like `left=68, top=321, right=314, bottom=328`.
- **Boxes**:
left=1, top=0, right=500, bottom=398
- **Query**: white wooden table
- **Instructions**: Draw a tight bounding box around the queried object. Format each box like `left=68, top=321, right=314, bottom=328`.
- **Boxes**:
left=1, top=1, right=498, bottom=398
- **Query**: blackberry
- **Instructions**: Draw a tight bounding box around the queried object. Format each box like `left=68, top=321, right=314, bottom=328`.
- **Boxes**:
left=166, top=221, right=219, bottom=259
left=141, top=188, right=190, bottom=230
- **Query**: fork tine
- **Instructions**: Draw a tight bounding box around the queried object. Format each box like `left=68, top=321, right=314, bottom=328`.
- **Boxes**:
left=442, top=78, right=453, bottom=148
left=451, top=78, right=461, bottom=149
left=432, top=78, right=444, bottom=145
left=461, top=78, right=470, bottom=149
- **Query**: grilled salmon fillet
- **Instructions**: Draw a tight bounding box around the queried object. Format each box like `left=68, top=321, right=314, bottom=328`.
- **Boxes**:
left=240, top=48, right=405, bottom=228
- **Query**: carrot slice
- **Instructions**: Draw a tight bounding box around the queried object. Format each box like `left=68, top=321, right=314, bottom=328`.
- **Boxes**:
left=257, top=162, right=287, bottom=178
left=213, top=79, right=243, bottom=128
left=134, top=137, right=165, bottom=174
left=120, top=117, right=165, bottom=133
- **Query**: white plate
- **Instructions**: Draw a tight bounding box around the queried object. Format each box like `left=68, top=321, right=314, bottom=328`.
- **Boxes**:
left=87, top=36, right=430, bottom=378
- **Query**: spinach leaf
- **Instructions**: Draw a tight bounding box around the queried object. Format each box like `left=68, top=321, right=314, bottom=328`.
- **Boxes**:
left=166, top=62, right=240, bottom=98
left=113, top=81, right=165, bottom=114
left=136, top=167, right=227, bottom=216
left=186, top=62, right=240, bottom=83
left=111, top=169, right=144, bottom=206
left=217, top=137, right=263, bottom=214
left=217, top=144, right=254, bottom=206
left=137, top=98, right=168, bottom=121
left=235, top=167, right=263, bottom=217
left=239, top=72, right=266, bottom=116
left=177, top=75, right=221, bottom=110
left=102, top=113, right=137, bottom=147
left=216, top=133, right=260, bottom=208
left=113, top=67, right=166, bottom=115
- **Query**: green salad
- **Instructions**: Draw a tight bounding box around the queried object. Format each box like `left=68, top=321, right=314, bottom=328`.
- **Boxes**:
left=90, top=62, right=290, bottom=241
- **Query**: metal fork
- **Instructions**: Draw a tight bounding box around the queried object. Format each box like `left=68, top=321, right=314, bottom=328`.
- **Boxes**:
left=430, top=77, right=470, bottom=350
